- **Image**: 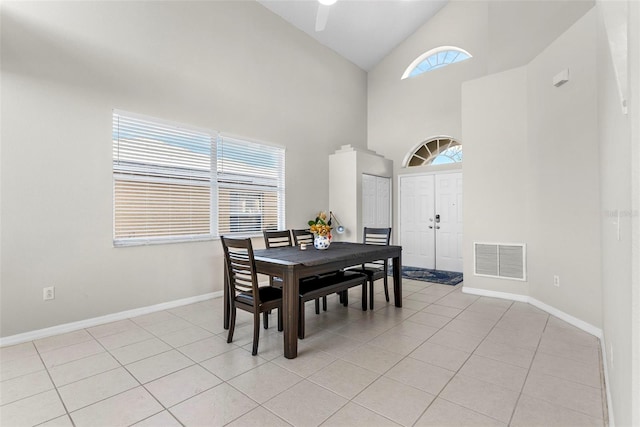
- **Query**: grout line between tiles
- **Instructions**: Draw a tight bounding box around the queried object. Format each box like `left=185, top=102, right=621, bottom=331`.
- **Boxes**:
left=408, top=295, right=514, bottom=426
left=506, top=312, right=549, bottom=425
left=34, top=343, right=77, bottom=427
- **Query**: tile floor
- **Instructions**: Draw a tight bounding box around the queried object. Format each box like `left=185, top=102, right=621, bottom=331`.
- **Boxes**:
left=0, top=280, right=607, bottom=426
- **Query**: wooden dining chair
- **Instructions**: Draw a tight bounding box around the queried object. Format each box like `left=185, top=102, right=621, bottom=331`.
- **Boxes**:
left=221, top=236, right=282, bottom=356
left=291, top=229, right=314, bottom=246
left=349, top=227, right=392, bottom=310
left=292, top=228, right=335, bottom=312
left=263, top=230, right=292, bottom=249
left=263, top=230, right=293, bottom=287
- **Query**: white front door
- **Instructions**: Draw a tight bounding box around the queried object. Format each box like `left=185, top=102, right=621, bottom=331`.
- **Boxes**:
left=399, top=172, right=463, bottom=272
left=400, top=175, right=436, bottom=268
left=435, top=173, right=463, bottom=272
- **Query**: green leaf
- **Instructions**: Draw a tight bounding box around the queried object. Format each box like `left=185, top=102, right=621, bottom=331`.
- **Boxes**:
left=308, top=220, right=316, bottom=226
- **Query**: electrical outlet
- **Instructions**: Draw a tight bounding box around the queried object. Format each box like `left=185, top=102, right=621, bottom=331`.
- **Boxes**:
left=553, top=275, right=560, bottom=287
left=43, top=286, right=55, bottom=301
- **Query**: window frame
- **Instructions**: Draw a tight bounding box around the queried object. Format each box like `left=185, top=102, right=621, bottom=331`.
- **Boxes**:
left=403, top=136, right=463, bottom=168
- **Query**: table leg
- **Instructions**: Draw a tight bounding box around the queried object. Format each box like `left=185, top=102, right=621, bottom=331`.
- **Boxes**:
left=283, top=266, right=299, bottom=359
left=393, top=254, right=402, bottom=307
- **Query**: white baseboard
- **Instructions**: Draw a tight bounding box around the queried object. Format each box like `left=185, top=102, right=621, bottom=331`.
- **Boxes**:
left=462, top=286, right=613, bottom=427
left=527, top=297, right=603, bottom=338
left=462, top=286, right=603, bottom=337
left=0, top=291, right=223, bottom=347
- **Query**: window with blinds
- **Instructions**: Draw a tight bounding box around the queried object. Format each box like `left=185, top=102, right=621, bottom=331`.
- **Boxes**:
left=217, top=135, right=285, bottom=235
left=112, top=110, right=285, bottom=245
left=113, top=111, right=214, bottom=245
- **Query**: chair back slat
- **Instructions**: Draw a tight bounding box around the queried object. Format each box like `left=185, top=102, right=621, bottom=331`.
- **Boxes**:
left=363, top=227, right=392, bottom=246
left=292, top=229, right=314, bottom=246
left=221, top=237, right=260, bottom=303
left=363, top=227, right=392, bottom=267
left=263, top=230, right=292, bottom=248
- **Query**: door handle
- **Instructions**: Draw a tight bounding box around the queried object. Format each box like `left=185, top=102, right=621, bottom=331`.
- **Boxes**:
left=436, top=226, right=440, bottom=229
left=428, top=225, right=433, bottom=229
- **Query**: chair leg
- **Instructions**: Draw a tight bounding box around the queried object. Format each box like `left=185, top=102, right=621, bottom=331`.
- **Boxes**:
left=361, top=283, right=368, bottom=311
left=277, top=307, right=283, bottom=332
left=369, top=279, right=375, bottom=310
left=252, top=312, right=260, bottom=356
left=322, top=296, right=327, bottom=311
left=315, top=298, right=320, bottom=315
left=263, top=311, right=269, bottom=329
left=383, top=274, right=390, bottom=302
left=342, top=291, right=349, bottom=306
left=227, top=307, right=237, bottom=343
left=298, top=300, right=306, bottom=339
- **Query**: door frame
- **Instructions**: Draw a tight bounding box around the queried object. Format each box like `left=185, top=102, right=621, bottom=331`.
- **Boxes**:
left=398, top=169, right=463, bottom=270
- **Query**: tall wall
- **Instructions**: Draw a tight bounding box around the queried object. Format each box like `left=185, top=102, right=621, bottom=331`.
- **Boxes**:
left=367, top=0, right=489, bottom=240
left=631, top=2, right=640, bottom=424
left=597, top=1, right=639, bottom=425
left=367, top=1, right=489, bottom=168
left=367, top=0, right=593, bottom=244
left=0, top=1, right=367, bottom=337
left=525, top=9, right=601, bottom=326
left=461, top=67, right=530, bottom=297
left=461, top=9, right=601, bottom=327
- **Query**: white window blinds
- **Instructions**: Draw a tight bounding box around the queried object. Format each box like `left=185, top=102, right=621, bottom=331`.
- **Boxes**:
left=112, top=111, right=215, bottom=244
left=217, top=135, right=285, bottom=235
left=112, top=111, right=286, bottom=245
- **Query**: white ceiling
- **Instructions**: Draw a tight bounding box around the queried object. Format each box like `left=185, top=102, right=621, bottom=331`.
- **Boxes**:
left=256, top=0, right=448, bottom=71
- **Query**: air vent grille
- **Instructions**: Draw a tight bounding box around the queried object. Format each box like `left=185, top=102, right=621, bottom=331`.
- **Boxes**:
left=474, top=243, right=526, bottom=281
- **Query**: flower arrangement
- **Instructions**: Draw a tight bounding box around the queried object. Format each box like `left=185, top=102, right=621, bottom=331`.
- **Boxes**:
left=308, top=211, right=332, bottom=237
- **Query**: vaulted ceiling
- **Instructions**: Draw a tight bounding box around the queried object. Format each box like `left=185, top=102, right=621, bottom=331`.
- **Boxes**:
left=257, top=0, right=595, bottom=73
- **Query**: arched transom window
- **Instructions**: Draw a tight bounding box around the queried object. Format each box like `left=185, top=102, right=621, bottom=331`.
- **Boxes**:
left=406, top=137, right=462, bottom=167
left=402, top=46, right=472, bottom=80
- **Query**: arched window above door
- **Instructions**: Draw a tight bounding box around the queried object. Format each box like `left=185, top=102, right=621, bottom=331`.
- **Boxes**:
left=401, top=46, right=472, bottom=80
left=406, top=137, right=462, bottom=167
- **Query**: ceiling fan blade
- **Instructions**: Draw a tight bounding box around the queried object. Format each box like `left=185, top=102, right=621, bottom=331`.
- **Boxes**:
left=315, top=4, right=330, bottom=32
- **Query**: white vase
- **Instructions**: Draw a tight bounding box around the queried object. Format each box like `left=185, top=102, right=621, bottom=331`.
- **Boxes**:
left=313, top=234, right=331, bottom=250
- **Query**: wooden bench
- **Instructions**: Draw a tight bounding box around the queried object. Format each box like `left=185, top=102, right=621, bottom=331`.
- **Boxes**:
left=298, top=271, right=368, bottom=339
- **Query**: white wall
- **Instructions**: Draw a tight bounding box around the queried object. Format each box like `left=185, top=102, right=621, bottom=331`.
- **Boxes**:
left=525, top=9, right=601, bottom=327
left=367, top=1, right=489, bottom=244
left=367, top=0, right=594, bottom=248
left=461, top=67, right=530, bottom=297
left=630, top=2, right=640, bottom=424
left=461, top=9, right=602, bottom=327
left=370, top=0, right=636, bottom=423
left=0, top=1, right=367, bottom=337
left=367, top=1, right=489, bottom=167
left=597, top=1, right=639, bottom=425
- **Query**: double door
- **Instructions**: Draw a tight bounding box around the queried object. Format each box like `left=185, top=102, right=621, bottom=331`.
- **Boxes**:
left=399, top=172, right=463, bottom=272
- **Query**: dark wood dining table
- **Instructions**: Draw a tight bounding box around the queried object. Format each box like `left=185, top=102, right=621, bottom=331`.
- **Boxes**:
left=223, top=241, right=403, bottom=359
